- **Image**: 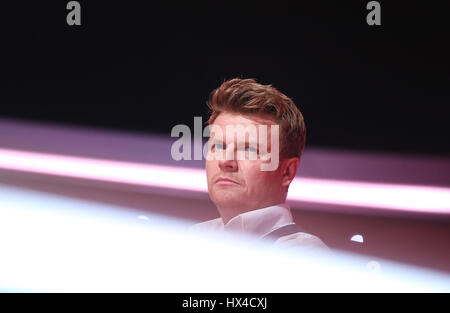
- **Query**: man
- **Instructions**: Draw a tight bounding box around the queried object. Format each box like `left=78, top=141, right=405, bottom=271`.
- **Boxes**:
left=190, top=78, right=329, bottom=252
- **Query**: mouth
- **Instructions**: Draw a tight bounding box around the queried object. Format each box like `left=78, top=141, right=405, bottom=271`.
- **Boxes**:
left=215, top=177, right=240, bottom=186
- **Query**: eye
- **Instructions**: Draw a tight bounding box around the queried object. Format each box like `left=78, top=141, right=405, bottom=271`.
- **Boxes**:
left=211, top=143, right=224, bottom=151
left=237, top=144, right=258, bottom=153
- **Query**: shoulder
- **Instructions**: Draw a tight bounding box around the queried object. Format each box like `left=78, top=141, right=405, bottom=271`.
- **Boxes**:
left=188, top=218, right=223, bottom=232
left=274, top=231, right=331, bottom=254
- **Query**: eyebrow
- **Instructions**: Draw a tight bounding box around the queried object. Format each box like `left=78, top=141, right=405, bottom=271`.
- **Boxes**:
left=208, top=138, right=224, bottom=145
left=209, top=139, right=260, bottom=147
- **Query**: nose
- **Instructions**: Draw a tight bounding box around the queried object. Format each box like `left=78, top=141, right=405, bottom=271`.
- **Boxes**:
left=218, top=145, right=238, bottom=172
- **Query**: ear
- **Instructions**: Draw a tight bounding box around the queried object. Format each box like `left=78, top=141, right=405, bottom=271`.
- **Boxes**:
left=281, top=157, right=300, bottom=188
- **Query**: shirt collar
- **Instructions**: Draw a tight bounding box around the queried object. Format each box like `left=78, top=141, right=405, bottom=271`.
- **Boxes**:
left=223, top=203, right=294, bottom=238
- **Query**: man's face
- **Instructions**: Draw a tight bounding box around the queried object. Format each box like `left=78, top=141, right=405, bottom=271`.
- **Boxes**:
left=206, top=112, right=286, bottom=218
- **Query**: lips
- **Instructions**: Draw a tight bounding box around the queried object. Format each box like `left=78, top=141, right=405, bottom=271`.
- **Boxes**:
left=215, top=177, right=240, bottom=185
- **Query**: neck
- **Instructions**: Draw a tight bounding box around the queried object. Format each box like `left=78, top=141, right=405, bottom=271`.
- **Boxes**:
left=218, top=198, right=286, bottom=225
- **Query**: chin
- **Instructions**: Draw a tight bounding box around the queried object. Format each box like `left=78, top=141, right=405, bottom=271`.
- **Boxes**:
left=210, top=192, right=245, bottom=209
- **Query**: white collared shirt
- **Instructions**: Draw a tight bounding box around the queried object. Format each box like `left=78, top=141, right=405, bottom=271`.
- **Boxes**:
left=189, top=203, right=330, bottom=252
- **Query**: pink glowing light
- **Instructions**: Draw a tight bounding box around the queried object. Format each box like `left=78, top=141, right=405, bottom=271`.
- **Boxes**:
left=0, top=148, right=449, bottom=214
left=0, top=148, right=206, bottom=192
left=288, top=178, right=450, bottom=214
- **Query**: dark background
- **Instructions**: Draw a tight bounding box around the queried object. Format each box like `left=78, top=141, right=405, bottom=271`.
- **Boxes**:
left=1, top=1, right=449, bottom=156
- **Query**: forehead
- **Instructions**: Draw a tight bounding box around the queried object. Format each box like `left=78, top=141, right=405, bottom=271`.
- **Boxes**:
left=212, top=112, right=278, bottom=127
left=209, top=112, right=278, bottom=146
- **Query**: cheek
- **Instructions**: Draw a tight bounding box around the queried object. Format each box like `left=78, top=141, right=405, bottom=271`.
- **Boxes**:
left=240, top=162, right=266, bottom=188
left=205, top=160, right=220, bottom=183
left=205, top=161, right=216, bottom=180
left=245, top=166, right=279, bottom=190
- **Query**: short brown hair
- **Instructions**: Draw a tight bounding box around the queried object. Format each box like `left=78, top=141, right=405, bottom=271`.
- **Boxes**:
left=207, top=78, right=306, bottom=159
